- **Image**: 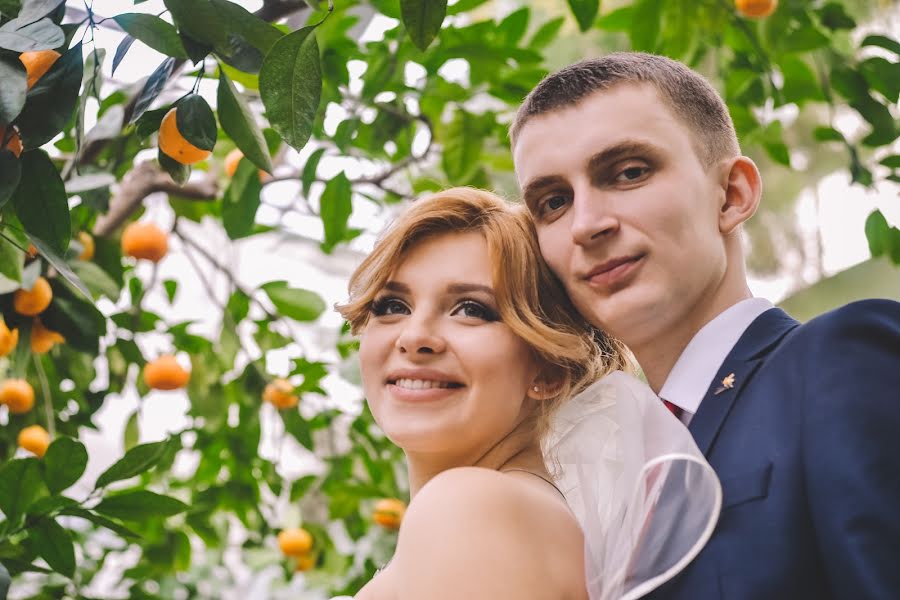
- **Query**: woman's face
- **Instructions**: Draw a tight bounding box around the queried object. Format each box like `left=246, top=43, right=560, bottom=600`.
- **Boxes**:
left=359, top=231, right=540, bottom=459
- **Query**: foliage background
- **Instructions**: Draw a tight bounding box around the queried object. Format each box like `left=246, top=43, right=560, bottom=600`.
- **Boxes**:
left=0, top=0, right=898, bottom=598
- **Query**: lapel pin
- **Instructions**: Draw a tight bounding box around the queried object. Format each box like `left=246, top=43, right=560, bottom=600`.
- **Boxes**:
left=714, top=372, right=736, bottom=395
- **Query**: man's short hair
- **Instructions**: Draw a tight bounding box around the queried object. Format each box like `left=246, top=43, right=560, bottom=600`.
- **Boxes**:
left=510, top=52, right=741, bottom=166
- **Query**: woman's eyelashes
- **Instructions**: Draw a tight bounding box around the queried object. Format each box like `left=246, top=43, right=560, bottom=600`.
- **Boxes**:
left=369, top=295, right=499, bottom=322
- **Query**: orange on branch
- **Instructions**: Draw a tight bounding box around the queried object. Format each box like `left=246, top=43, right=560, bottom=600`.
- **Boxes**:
left=0, top=379, right=35, bottom=414
left=372, top=498, right=406, bottom=530
left=143, top=355, right=190, bottom=390
left=31, top=318, right=65, bottom=354
left=263, top=378, right=299, bottom=409
left=278, top=528, right=313, bottom=556
left=19, top=49, right=60, bottom=89
left=121, top=222, right=169, bottom=262
left=158, top=108, right=212, bottom=165
left=735, top=0, right=777, bottom=18
left=0, top=125, right=23, bottom=157
left=294, top=553, right=316, bottom=572
left=13, top=276, right=52, bottom=316
left=18, top=424, right=51, bottom=457
left=77, top=231, right=94, bottom=261
left=0, top=317, right=19, bottom=357
left=224, top=148, right=266, bottom=180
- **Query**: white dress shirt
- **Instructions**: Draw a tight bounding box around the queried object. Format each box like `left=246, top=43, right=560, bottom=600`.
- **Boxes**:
left=659, top=298, right=774, bottom=425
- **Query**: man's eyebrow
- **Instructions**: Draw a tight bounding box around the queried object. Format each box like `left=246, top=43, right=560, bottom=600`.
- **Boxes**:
left=521, top=175, right=567, bottom=213
left=586, top=140, right=662, bottom=172
left=446, top=283, right=495, bottom=296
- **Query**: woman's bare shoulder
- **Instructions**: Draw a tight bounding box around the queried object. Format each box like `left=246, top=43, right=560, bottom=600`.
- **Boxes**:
left=387, top=467, right=586, bottom=599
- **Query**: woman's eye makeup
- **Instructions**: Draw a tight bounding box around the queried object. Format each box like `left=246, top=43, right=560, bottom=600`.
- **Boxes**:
left=452, top=299, right=499, bottom=322
left=370, top=296, right=408, bottom=316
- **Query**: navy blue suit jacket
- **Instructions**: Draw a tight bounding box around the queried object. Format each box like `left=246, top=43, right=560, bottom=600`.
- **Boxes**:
left=648, top=299, right=900, bottom=600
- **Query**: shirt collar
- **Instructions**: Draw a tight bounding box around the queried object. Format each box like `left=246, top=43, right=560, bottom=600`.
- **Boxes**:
left=659, top=298, right=774, bottom=416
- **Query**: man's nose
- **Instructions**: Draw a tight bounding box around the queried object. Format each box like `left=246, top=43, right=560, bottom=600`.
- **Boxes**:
left=569, top=187, right=619, bottom=246
left=395, top=316, right=446, bottom=355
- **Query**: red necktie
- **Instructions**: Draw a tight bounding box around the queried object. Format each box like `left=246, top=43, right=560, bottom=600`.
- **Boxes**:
left=663, top=399, right=683, bottom=420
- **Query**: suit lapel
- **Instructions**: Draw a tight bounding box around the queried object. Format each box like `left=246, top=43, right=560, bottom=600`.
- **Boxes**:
left=688, top=308, right=800, bottom=456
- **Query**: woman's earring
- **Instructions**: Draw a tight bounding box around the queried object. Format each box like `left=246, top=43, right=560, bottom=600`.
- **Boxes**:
left=533, top=386, right=540, bottom=392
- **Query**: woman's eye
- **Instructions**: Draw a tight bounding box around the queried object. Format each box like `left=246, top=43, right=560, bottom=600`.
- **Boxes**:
left=453, top=301, right=498, bottom=321
left=371, top=297, right=408, bottom=316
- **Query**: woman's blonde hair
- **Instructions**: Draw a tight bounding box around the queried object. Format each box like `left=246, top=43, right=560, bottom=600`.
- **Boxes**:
left=337, top=187, right=632, bottom=435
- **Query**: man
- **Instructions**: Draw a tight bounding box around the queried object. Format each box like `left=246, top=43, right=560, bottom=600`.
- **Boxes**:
left=511, top=52, right=900, bottom=599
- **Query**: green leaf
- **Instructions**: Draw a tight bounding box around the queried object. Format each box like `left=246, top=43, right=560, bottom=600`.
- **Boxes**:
left=163, top=0, right=227, bottom=49
left=401, top=0, right=447, bottom=51
left=17, top=0, right=65, bottom=22
left=209, top=0, right=283, bottom=54
left=779, top=56, right=824, bottom=105
left=567, top=0, right=598, bottom=32
left=319, top=171, right=351, bottom=252
left=0, top=17, right=63, bottom=52
left=0, top=54, right=26, bottom=124
left=129, top=58, right=175, bottom=124
left=123, top=411, right=140, bottom=451
left=25, top=234, right=91, bottom=299
left=861, top=35, right=900, bottom=57
left=158, top=148, right=190, bottom=185
left=529, top=16, right=565, bottom=50
left=222, top=157, right=262, bottom=239
left=11, top=150, right=70, bottom=255
left=259, top=26, right=321, bottom=152
left=113, top=13, right=187, bottom=59
left=111, top=35, right=135, bottom=76
left=630, top=0, right=662, bottom=52
left=57, top=507, right=142, bottom=540
left=301, top=147, right=325, bottom=198
left=0, top=458, right=43, bottom=524
left=94, top=440, right=167, bottom=489
left=70, top=260, right=120, bottom=301
left=16, top=41, right=83, bottom=150
left=813, top=126, right=844, bottom=142
left=865, top=209, right=890, bottom=257
left=442, top=110, right=482, bottom=184
left=880, top=155, right=900, bottom=170
left=175, top=94, right=217, bottom=151
left=94, top=490, right=188, bottom=521
left=43, top=437, right=88, bottom=495
left=0, top=150, right=21, bottom=208
left=0, top=230, right=22, bottom=287
left=40, top=280, right=106, bottom=353
left=26, top=495, right=78, bottom=517
left=29, top=518, right=74, bottom=578
left=261, top=281, right=326, bottom=322
left=217, top=70, right=272, bottom=173
left=163, top=279, right=178, bottom=303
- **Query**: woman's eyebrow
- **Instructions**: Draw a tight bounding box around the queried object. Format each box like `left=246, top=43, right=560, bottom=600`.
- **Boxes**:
left=445, top=283, right=495, bottom=296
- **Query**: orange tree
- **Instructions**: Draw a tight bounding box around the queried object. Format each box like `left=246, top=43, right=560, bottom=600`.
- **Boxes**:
left=0, top=0, right=898, bottom=597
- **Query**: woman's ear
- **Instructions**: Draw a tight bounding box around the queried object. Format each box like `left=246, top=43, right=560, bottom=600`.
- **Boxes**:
left=527, top=379, right=562, bottom=401
left=719, top=156, right=762, bottom=235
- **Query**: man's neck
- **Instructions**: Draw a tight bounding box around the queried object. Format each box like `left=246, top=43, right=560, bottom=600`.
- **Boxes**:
left=633, top=288, right=754, bottom=393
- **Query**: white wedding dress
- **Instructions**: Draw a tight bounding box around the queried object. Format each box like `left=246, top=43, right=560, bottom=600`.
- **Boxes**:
left=333, top=370, right=721, bottom=600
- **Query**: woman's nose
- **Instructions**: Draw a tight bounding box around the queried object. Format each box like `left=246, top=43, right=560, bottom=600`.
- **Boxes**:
left=395, top=317, right=446, bottom=355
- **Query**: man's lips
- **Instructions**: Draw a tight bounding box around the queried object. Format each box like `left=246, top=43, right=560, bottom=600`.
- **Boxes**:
left=582, top=254, right=644, bottom=280
left=581, top=254, right=645, bottom=289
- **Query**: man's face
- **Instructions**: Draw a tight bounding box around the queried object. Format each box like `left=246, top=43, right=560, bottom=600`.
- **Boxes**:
left=513, top=84, right=729, bottom=346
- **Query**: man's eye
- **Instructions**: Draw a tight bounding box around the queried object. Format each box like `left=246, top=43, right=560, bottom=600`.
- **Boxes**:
left=371, top=297, right=408, bottom=316
left=539, top=194, right=568, bottom=215
left=617, top=165, right=649, bottom=182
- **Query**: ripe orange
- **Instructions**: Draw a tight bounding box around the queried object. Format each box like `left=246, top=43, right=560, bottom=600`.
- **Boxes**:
left=735, top=0, right=777, bottom=18
left=262, top=378, right=299, bottom=409
left=77, top=231, right=94, bottom=261
left=372, top=498, right=406, bottom=530
left=224, top=148, right=266, bottom=180
left=13, top=276, right=53, bottom=316
left=294, top=553, right=316, bottom=572
left=31, top=318, right=65, bottom=354
left=121, top=222, right=168, bottom=262
left=158, top=108, right=211, bottom=165
left=18, top=424, right=51, bottom=457
left=0, top=317, right=18, bottom=357
left=26, top=243, right=38, bottom=258
left=143, top=355, right=191, bottom=390
left=0, top=125, right=23, bottom=157
left=278, top=528, right=313, bottom=556
left=0, top=379, right=35, bottom=414
left=19, top=49, right=61, bottom=89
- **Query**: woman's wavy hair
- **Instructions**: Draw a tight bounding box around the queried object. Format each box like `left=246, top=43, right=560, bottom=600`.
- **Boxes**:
left=336, top=187, right=633, bottom=436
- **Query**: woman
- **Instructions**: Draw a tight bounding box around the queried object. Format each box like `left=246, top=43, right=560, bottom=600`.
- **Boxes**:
left=336, top=188, right=719, bottom=599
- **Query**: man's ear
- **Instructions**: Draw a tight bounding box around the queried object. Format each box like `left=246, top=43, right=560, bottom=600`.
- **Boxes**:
left=718, top=156, right=761, bottom=235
